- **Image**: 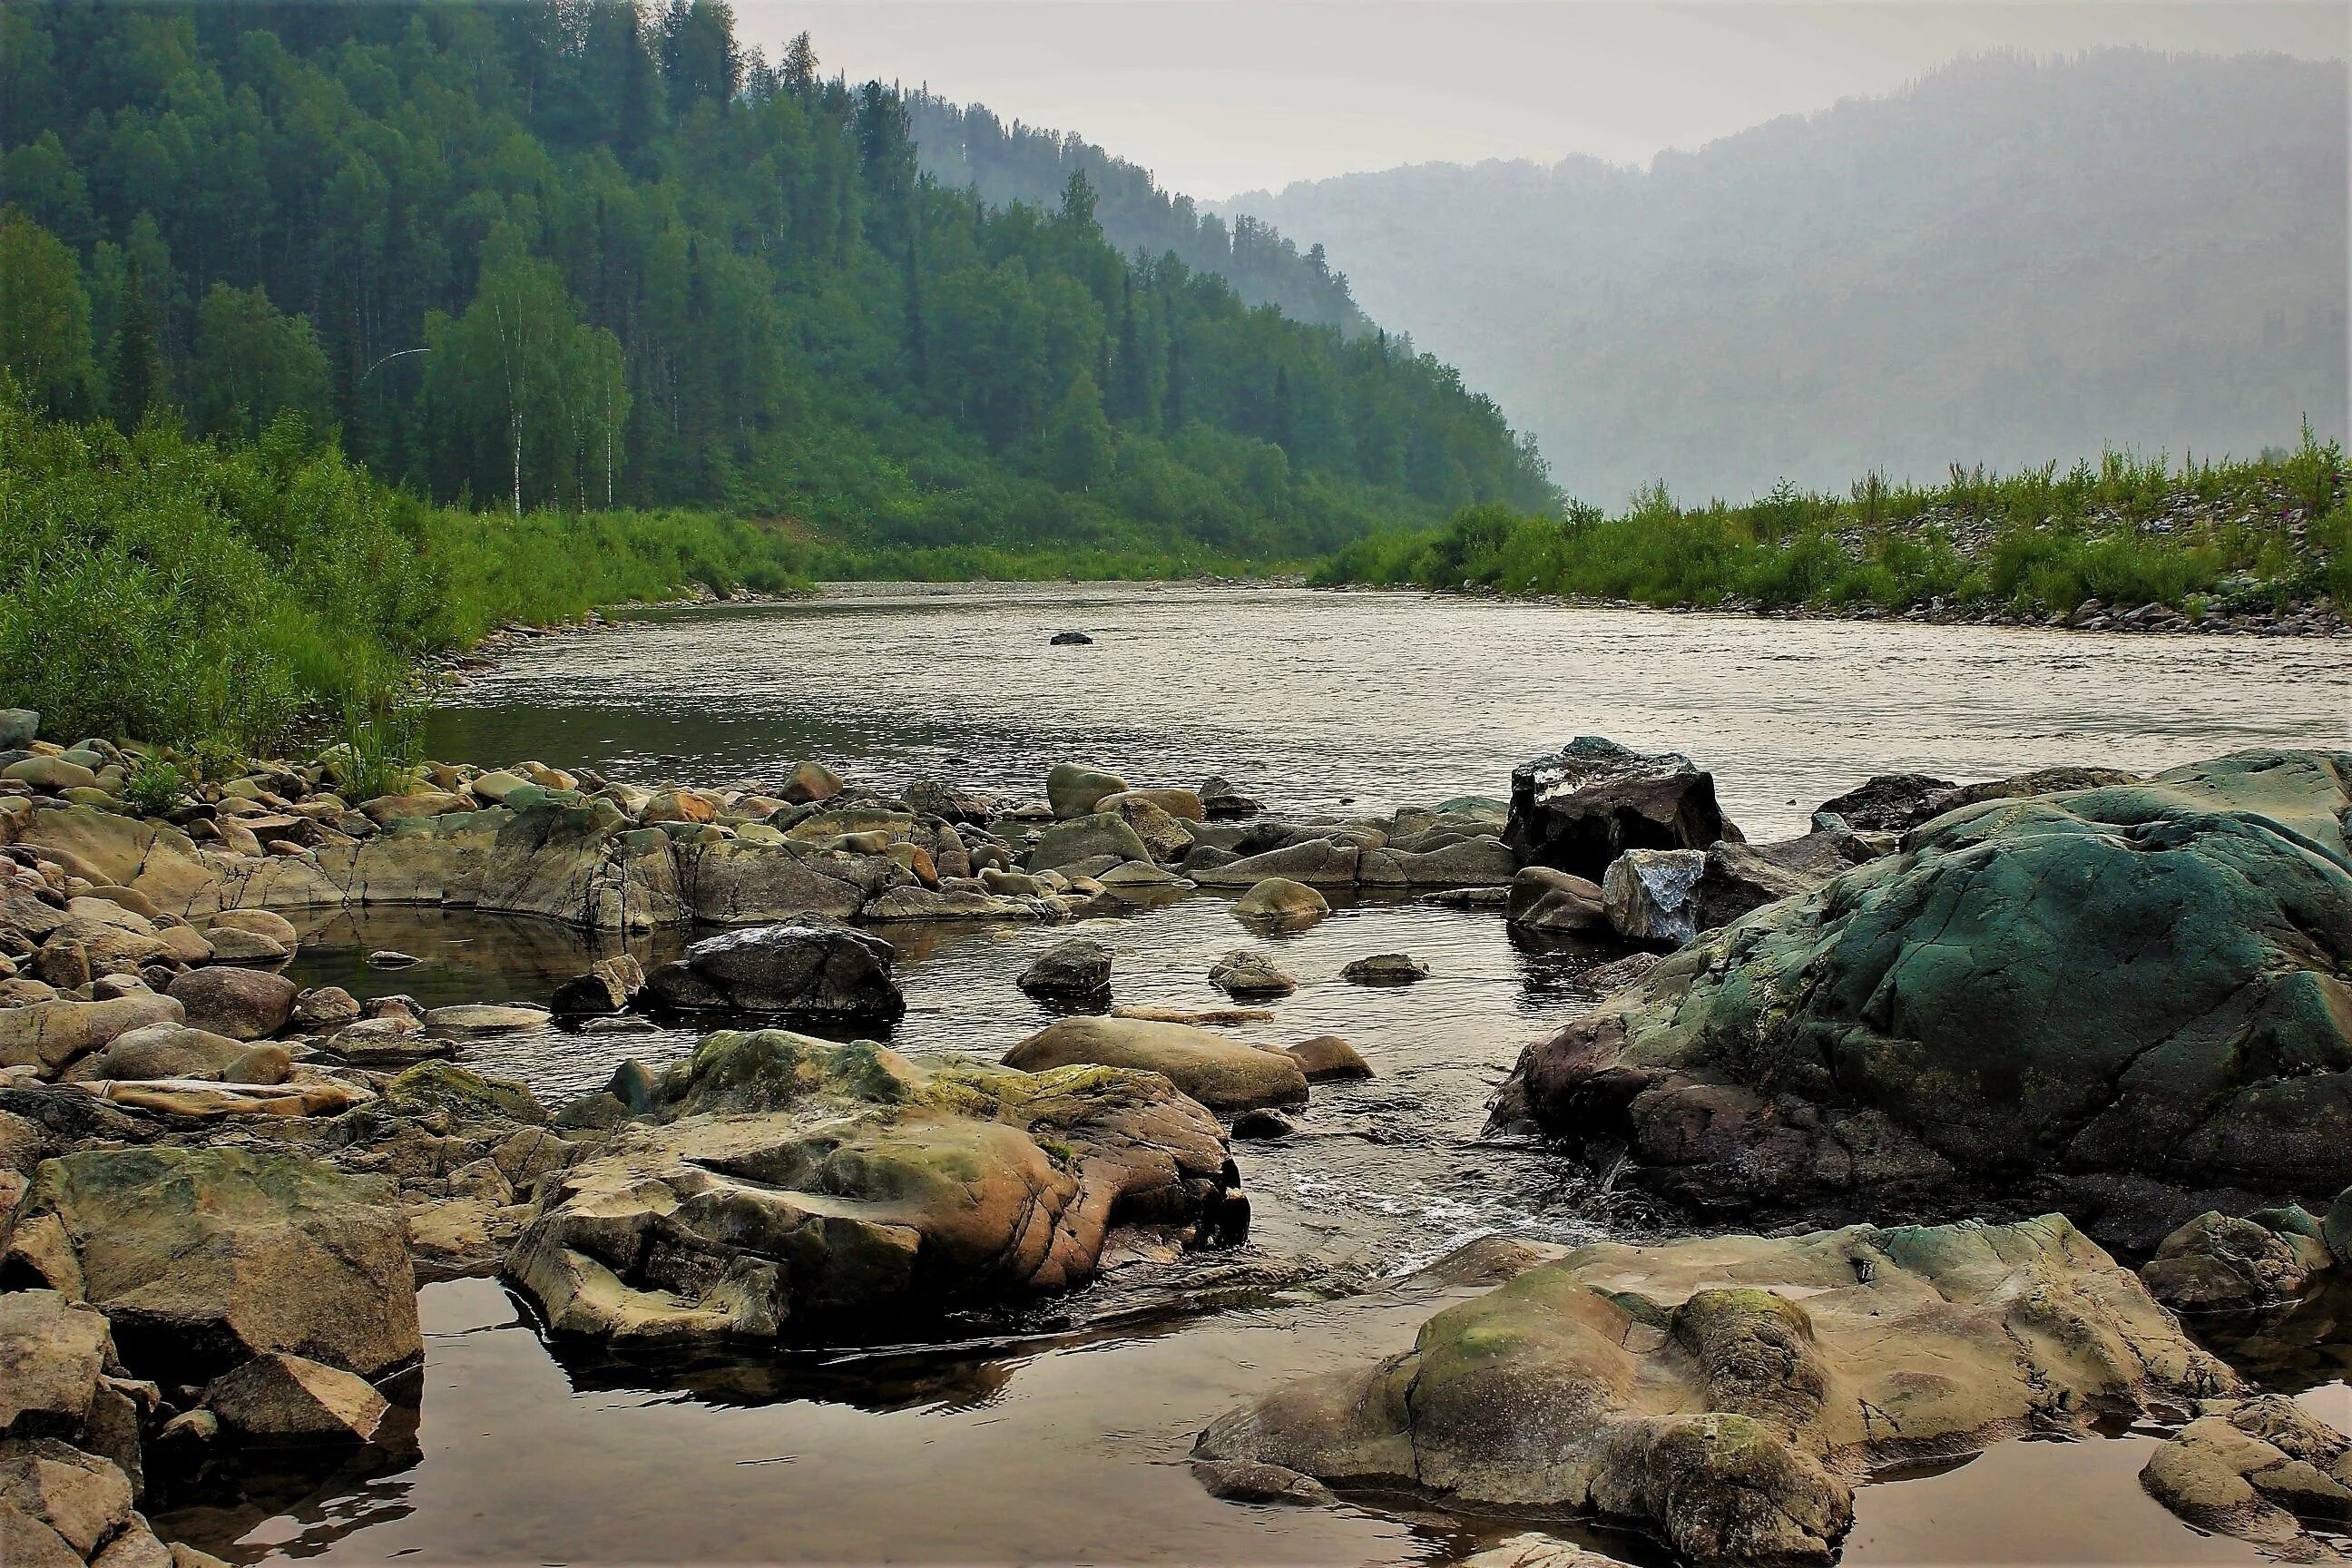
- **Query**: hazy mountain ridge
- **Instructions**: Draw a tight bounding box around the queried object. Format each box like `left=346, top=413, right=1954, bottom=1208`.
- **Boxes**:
left=1222, top=50, right=2348, bottom=505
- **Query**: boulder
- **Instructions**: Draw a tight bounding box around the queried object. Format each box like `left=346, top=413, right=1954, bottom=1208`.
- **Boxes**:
left=1230, top=877, right=1328, bottom=925
left=357, top=790, right=474, bottom=828
left=1601, top=848, right=1708, bottom=946
left=1028, top=813, right=1151, bottom=873
left=507, top=1030, right=1238, bottom=1342
left=13, top=1146, right=420, bottom=1381
left=0, top=710, right=36, bottom=750
left=1491, top=751, right=2352, bottom=1238
left=0, top=1292, right=112, bottom=1439
left=905, top=779, right=996, bottom=825
left=645, top=923, right=904, bottom=1021
left=549, top=955, right=646, bottom=1016
left=198, top=926, right=287, bottom=965
left=1098, top=788, right=1205, bottom=824
left=1690, top=834, right=1877, bottom=932
left=1810, top=774, right=1957, bottom=833
left=1198, top=1214, right=2231, bottom=1566
left=1005, top=1016, right=1308, bottom=1112
left=203, top=908, right=297, bottom=948
left=466, top=769, right=533, bottom=806
left=380, top=1061, right=546, bottom=1124
left=1338, top=954, right=1428, bottom=986
left=422, top=1004, right=551, bottom=1034
left=1503, top=737, right=1743, bottom=882
left=1505, top=867, right=1609, bottom=934
left=1933, top=766, right=2141, bottom=817
left=4, top=758, right=99, bottom=794
left=289, top=986, right=361, bottom=1028
left=1208, top=949, right=1297, bottom=1000
left=164, top=967, right=296, bottom=1042
left=1046, top=764, right=1129, bottom=820
left=779, top=761, right=846, bottom=806
left=0, top=995, right=184, bottom=1078
left=1357, top=836, right=1518, bottom=888
left=0, top=1438, right=134, bottom=1561
left=2142, top=1396, right=2352, bottom=1557
left=1097, top=796, right=1194, bottom=862
left=1018, top=937, right=1113, bottom=1001
left=1198, top=776, right=1261, bottom=820
left=201, top=1352, right=388, bottom=1446
left=1286, top=1035, right=1372, bottom=1083
left=59, top=1024, right=254, bottom=1085
left=1189, top=838, right=1360, bottom=888
left=2141, top=1210, right=2332, bottom=1314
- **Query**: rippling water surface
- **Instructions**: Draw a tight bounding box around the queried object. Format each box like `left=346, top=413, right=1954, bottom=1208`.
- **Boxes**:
left=178, top=586, right=2352, bottom=1566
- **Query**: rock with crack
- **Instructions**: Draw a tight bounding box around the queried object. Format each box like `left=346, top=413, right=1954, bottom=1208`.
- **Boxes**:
left=1197, top=1214, right=2234, bottom=1566
left=8, top=1146, right=420, bottom=1384
left=508, top=1029, right=1241, bottom=1344
left=1491, top=751, right=2352, bottom=1243
left=1504, top=737, right=1743, bottom=882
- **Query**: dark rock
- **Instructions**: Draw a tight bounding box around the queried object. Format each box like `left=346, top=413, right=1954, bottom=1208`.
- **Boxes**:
left=1338, top=953, right=1428, bottom=985
left=646, top=922, right=904, bottom=1021
left=1017, top=937, right=1113, bottom=1000
left=1504, top=866, right=1609, bottom=933
left=1810, top=774, right=1957, bottom=833
left=1208, top=949, right=1297, bottom=999
left=1230, top=1108, right=1299, bottom=1141
left=549, top=955, right=646, bottom=1016
left=1198, top=776, right=1261, bottom=820
left=1048, top=631, right=1093, bottom=646
left=1286, top=1035, right=1372, bottom=1082
left=1503, top=737, right=1742, bottom=881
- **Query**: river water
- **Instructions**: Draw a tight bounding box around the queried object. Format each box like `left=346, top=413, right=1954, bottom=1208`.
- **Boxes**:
left=170, top=585, right=2352, bottom=1566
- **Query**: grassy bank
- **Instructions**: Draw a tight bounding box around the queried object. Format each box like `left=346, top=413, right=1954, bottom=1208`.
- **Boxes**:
left=1313, top=434, right=2352, bottom=622
left=0, top=398, right=1289, bottom=755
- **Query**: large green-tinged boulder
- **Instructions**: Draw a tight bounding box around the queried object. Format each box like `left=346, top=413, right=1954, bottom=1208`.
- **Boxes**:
left=1004, top=1016, right=1308, bottom=1112
left=1493, top=751, right=2352, bottom=1242
left=1197, top=1214, right=2231, bottom=1566
left=507, top=1030, right=1239, bottom=1344
left=12, top=1147, right=420, bottom=1382
left=1046, top=764, right=1129, bottom=820
left=1027, top=812, right=1152, bottom=873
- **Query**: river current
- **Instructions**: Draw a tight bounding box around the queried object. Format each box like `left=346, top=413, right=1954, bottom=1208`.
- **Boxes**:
left=168, top=584, right=2352, bottom=1566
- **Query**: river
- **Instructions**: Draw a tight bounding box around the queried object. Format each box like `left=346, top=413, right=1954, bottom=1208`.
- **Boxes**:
left=163, top=584, right=2352, bottom=1566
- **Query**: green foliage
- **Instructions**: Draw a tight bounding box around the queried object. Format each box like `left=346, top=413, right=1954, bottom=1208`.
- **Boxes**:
left=1315, top=434, right=2352, bottom=620
left=2, top=3, right=1555, bottom=561
left=327, top=696, right=424, bottom=802
left=118, top=754, right=189, bottom=817
left=189, top=282, right=332, bottom=445
left=0, top=207, right=97, bottom=416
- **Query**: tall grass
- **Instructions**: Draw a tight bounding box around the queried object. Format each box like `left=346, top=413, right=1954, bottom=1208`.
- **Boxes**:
left=1313, top=430, right=2349, bottom=619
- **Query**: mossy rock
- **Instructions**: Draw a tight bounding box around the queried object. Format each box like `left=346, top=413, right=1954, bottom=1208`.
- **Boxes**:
left=383, top=1061, right=547, bottom=1124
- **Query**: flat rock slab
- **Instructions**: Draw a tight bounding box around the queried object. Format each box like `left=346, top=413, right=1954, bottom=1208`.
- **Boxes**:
left=1005, top=1016, right=1308, bottom=1112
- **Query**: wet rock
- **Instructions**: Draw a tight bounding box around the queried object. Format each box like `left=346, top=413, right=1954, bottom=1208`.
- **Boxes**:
left=1505, top=866, right=1609, bottom=933
left=1048, top=630, right=1093, bottom=645
left=1046, top=764, right=1129, bottom=820
left=1503, top=737, right=1743, bottom=882
left=1338, top=953, right=1427, bottom=986
left=1601, top=848, right=1708, bottom=945
left=1286, top=1035, right=1372, bottom=1082
left=1094, top=860, right=1191, bottom=895
left=1230, top=877, right=1328, bottom=925
left=2141, top=1210, right=2333, bottom=1314
left=549, top=955, right=646, bottom=1016
left=1458, top=1535, right=1632, bottom=1568
left=507, top=1030, right=1234, bottom=1343
left=1230, top=1108, right=1298, bottom=1141
left=1018, top=937, right=1113, bottom=1001
left=366, top=950, right=418, bottom=969
left=1208, top=949, right=1297, bottom=1000
left=381, top=1061, right=546, bottom=1124
left=646, top=922, right=904, bottom=1021
left=201, top=1352, right=388, bottom=1447
left=1190, top=838, right=1360, bottom=888
left=1809, top=774, right=1958, bottom=833
left=1198, top=776, right=1261, bottom=820
left=1198, top=1214, right=2231, bottom=1565
left=289, top=986, right=361, bottom=1028
left=2142, top=1396, right=2352, bottom=1557
left=1493, top=751, right=2352, bottom=1237
left=1189, top=1458, right=1331, bottom=1504
left=1005, top=1016, right=1308, bottom=1112
left=422, top=1004, right=550, bottom=1034
left=13, top=1146, right=420, bottom=1381
left=905, top=779, right=996, bottom=826
left=1096, top=796, right=1194, bottom=863
left=163, top=968, right=295, bottom=1042
left=1359, top=836, right=1518, bottom=888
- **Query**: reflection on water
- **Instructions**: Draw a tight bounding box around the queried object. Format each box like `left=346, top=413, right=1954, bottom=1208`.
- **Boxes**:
left=205, top=584, right=2352, bottom=1566
left=430, top=583, right=2352, bottom=838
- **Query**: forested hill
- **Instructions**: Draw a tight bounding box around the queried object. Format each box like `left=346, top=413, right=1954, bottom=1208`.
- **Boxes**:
left=901, top=91, right=1367, bottom=337
left=1226, top=49, right=2347, bottom=508
left=0, top=1, right=1553, bottom=558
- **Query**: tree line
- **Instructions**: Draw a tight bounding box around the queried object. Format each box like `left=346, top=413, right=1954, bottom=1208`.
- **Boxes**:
left=0, top=0, right=1555, bottom=557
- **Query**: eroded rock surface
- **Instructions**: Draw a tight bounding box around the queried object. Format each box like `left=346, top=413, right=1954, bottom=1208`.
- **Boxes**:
left=1197, top=1215, right=2231, bottom=1564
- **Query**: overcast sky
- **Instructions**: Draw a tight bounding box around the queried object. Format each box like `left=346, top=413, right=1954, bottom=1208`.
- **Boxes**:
left=737, top=2, right=2348, bottom=200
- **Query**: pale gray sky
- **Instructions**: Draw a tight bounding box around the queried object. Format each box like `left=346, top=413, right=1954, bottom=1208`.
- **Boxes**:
left=740, top=2, right=2348, bottom=200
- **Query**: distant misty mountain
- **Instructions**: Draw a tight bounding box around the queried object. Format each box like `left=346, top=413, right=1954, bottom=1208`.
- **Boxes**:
left=1222, top=51, right=2349, bottom=507
left=903, top=92, right=1369, bottom=336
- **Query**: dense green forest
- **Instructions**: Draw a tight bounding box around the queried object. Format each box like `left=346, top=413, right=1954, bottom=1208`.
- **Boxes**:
left=0, top=0, right=1554, bottom=559
left=1317, top=436, right=2352, bottom=622
left=902, top=91, right=1368, bottom=337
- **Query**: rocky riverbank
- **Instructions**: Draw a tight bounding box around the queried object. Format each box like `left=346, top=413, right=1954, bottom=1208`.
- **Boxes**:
left=7, top=695, right=2352, bottom=1566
